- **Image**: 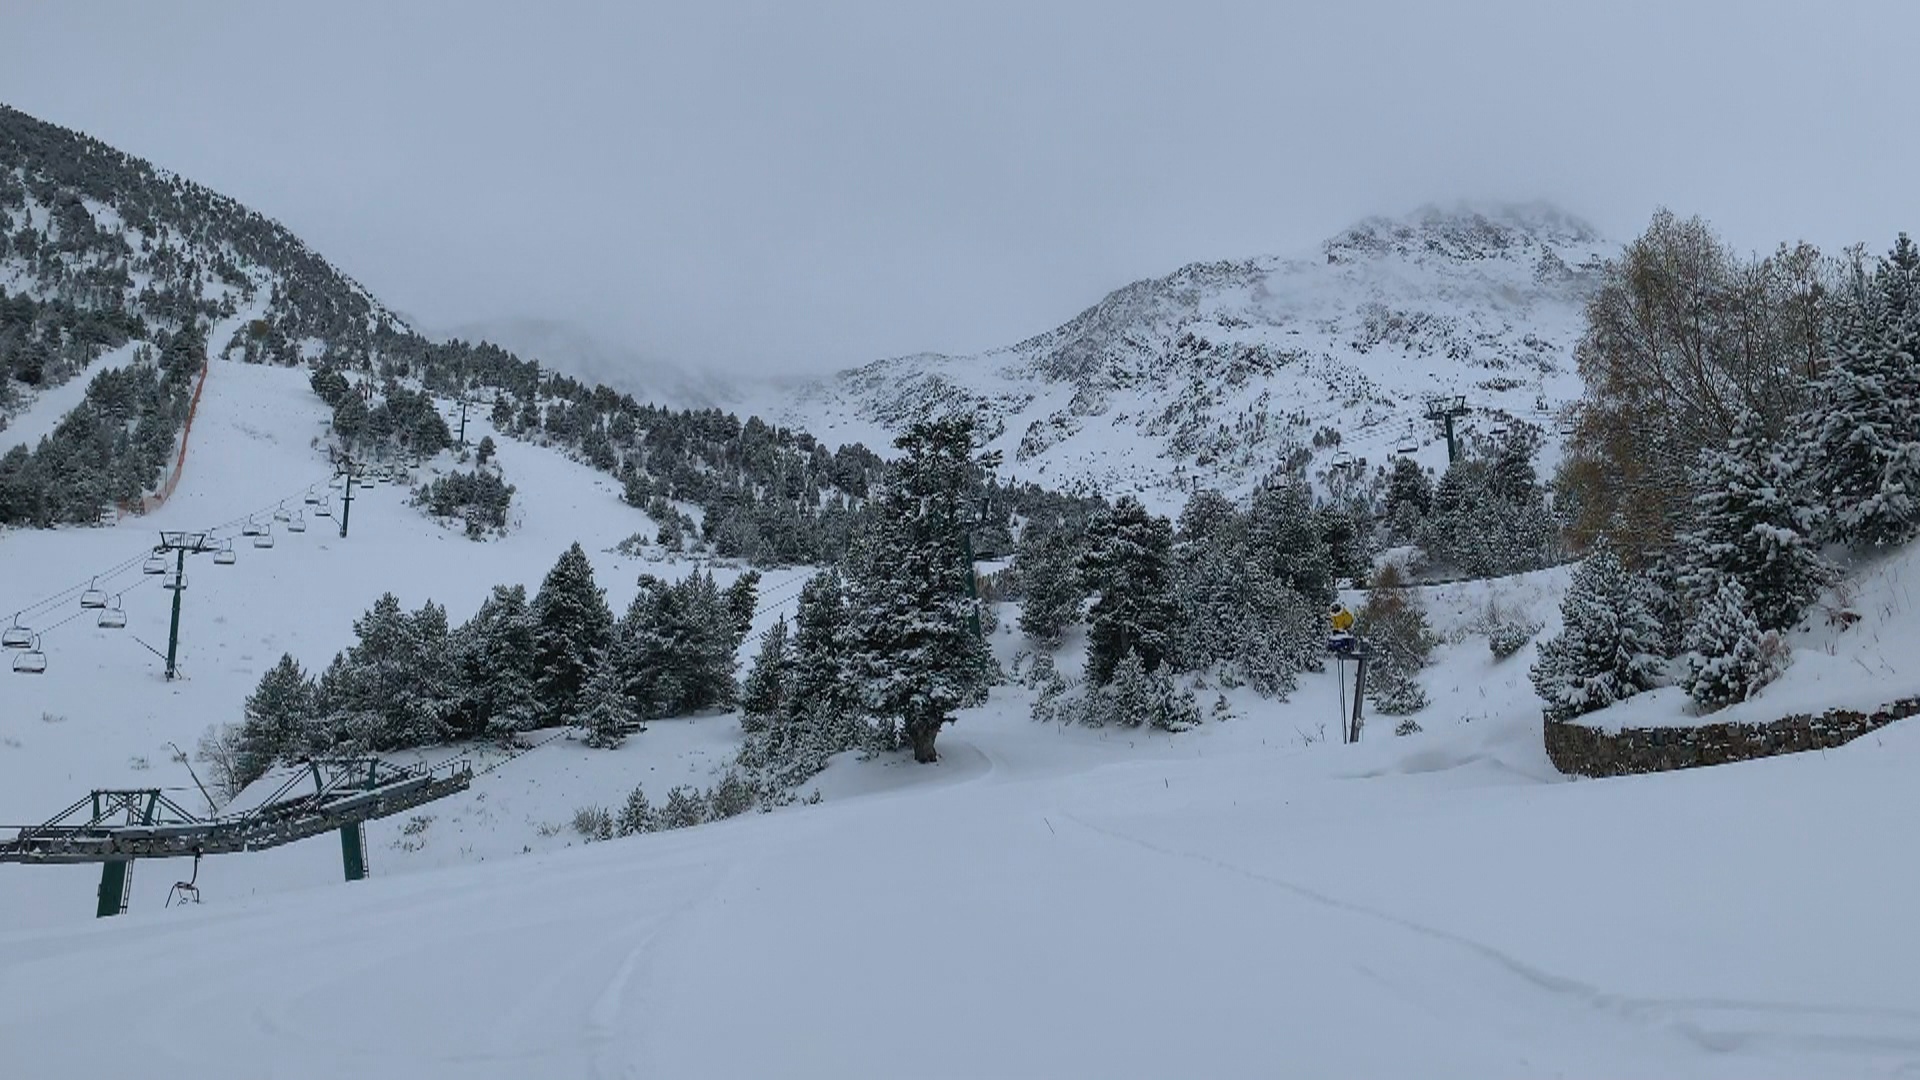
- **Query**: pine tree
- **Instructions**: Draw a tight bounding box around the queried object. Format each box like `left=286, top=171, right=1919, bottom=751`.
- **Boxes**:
left=1530, top=548, right=1667, bottom=721
left=1683, top=578, right=1789, bottom=709
left=1015, top=527, right=1086, bottom=646
left=531, top=542, right=614, bottom=725
left=1676, top=411, right=1831, bottom=632
left=660, top=786, right=708, bottom=829
left=616, top=784, right=657, bottom=835
left=235, top=654, right=317, bottom=787
left=321, top=594, right=455, bottom=750
left=788, top=570, right=855, bottom=727
left=846, top=417, right=996, bottom=762
left=1802, top=235, right=1920, bottom=548
left=1082, top=496, right=1178, bottom=684
left=579, top=661, right=635, bottom=748
left=449, top=584, right=540, bottom=739
left=739, top=614, right=793, bottom=731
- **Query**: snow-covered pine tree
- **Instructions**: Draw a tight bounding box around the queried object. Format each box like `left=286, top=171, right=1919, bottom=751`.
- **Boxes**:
left=660, top=786, right=709, bottom=829
left=1014, top=526, right=1086, bottom=646
left=1802, top=235, right=1920, bottom=548
left=1102, top=649, right=1159, bottom=727
left=1383, top=457, right=1433, bottom=545
left=232, top=654, right=318, bottom=788
left=845, top=416, right=996, bottom=762
left=788, top=569, right=855, bottom=728
left=1676, top=410, right=1831, bottom=632
left=739, top=614, right=794, bottom=732
left=616, top=784, right=657, bottom=835
left=1682, top=577, right=1789, bottom=709
left=579, top=660, right=636, bottom=748
left=1171, top=488, right=1250, bottom=674
left=448, top=584, right=540, bottom=740
left=1529, top=547, right=1667, bottom=721
left=1081, top=496, right=1178, bottom=685
left=530, top=542, right=614, bottom=726
left=1356, top=564, right=1433, bottom=716
left=318, top=594, right=455, bottom=751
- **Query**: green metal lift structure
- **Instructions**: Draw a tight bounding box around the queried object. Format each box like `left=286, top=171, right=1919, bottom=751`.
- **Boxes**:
left=0, top=757, right=472, bottom=918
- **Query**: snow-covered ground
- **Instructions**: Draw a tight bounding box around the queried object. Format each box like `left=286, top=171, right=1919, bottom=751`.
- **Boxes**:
left=4, top=360, right=1919, bottom=1077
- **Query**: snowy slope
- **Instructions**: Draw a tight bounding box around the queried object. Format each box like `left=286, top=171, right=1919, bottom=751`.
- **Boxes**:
left=756, top=203, right=1608, bottom=510
left=0, top=358, right=811, bottom=926
left=0, top=341, right=141, bottom=452
left=2, top=700, right=1916, bottom=1078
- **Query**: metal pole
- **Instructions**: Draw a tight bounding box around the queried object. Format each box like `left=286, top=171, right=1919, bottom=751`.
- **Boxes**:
left=96, top=860, right=130, bottom=917
left=164, top=547, right=185, bottom=680
left=458, top=398, right=469, bottom=449
left=337, top=462, right=355, bottom=539
left=1350, top=654, right=1369, bottom=743
left=340, top=822, right=367, bottom=881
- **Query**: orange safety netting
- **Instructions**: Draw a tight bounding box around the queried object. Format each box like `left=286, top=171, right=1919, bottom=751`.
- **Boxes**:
left=121, top=359, right=210, bottom=517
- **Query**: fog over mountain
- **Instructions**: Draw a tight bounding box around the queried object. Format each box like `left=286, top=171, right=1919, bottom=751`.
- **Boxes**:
left=4, top=2, right=1916, bottom=378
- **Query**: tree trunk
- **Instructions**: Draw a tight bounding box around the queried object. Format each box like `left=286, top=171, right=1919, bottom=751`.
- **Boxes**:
left=908, top=716, right=941, bottom=763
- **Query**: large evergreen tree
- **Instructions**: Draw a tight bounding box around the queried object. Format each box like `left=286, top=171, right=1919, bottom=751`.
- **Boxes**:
left=739, top=614, right=794, bottom=730
left=846, top=417, right=996, bottom=762
left=530, top=542, right=614, bottom=725
left=1801, top=235, right=1920, bottom=549
left=1529, top=548, right=1667, bottom=722
left=1081, top=496, right=1178, bottom=685
left=1014, top=526, right=1086, bottom=647
left=447, top=584, right=540, bottom=739
left=1676, top=411, right=1830, bottom=632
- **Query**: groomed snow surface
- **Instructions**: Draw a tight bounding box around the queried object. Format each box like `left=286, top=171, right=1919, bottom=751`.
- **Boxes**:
left=3, top=362, right=1919, bottom=1078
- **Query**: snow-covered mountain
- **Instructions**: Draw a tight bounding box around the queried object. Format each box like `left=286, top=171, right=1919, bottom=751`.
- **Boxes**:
left=761, top=203, right=1610, bottom=508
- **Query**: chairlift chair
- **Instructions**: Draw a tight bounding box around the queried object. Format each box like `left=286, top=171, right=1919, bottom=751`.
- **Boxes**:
left=142, top=553, right=168, bottom=575
left=241, top=517, right=265, bottom=538
left=163, top=571, right=188, bottom=592
left=287, top=511, right=307, bottom=533
left=304, top=489, right=323, bottom=505
left=12, top=635, right=46, bottom=675
left=359, top=474, right=376, bottom=490
left=254, top=525, right=275, bottom=549
left=214, top=540, right=237, bottom=566
left=97, top=596, right=127, bottom=630
left=314, top=500, right=333, bottom=518
left=80, top=578, right=107, bottom=609
left=1329, top=450, right=1354, bottom=470
left=273, top=503, right=292, bottom=523
left=2, top=617, right=32, bottom=649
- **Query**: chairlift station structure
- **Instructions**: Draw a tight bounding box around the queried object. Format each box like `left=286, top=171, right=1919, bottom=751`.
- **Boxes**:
left=0, top=757, right=473, bottom=918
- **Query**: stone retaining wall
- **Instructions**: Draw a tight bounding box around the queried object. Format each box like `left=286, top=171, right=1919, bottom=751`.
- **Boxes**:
left=1545, top=695, right=1920, bottom=777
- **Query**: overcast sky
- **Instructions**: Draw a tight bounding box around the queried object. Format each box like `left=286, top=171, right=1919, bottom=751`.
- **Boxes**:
left=3, top=1, right=1914, bottom=376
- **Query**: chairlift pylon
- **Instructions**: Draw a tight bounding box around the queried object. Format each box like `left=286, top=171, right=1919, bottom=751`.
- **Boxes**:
left=97, top=596, right=127, bottom=630
left=79, top=578, right=107, bottom=610
left=12, top=635, right=46, bottom=675
left=3, top=616, right=32, bottom=650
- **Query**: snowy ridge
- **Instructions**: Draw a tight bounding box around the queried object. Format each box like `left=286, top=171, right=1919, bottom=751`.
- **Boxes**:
left=762, top=203, right=1609, bottom=509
